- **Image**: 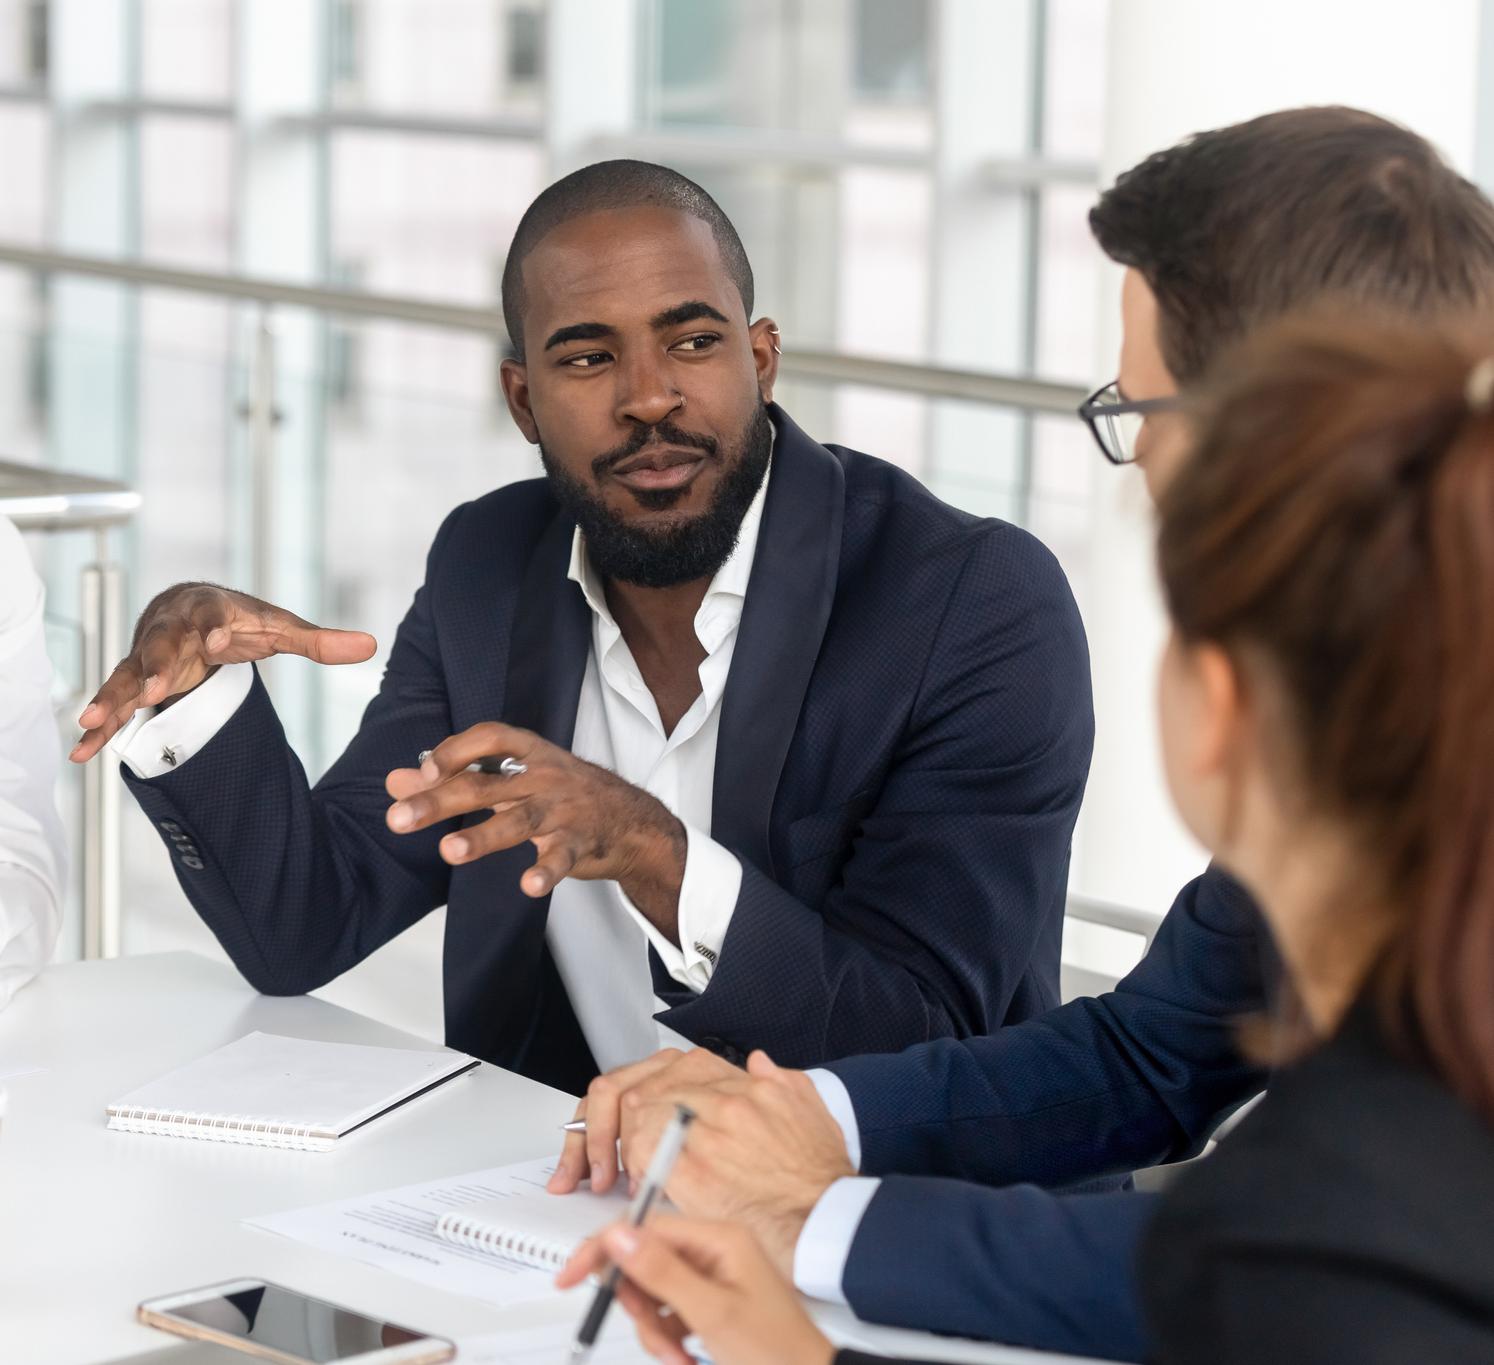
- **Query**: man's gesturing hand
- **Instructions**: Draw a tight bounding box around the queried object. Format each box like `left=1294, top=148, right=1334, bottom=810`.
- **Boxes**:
left=384, top=722, right=688, bottom=937
left=70, top=582, right=377, bottom=763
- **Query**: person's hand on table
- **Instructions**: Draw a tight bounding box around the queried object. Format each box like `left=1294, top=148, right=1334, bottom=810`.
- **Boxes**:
left=69, top=582, right=377, bottom=762
left=383, top=721, right=689, bottom=937
left=551, top=1047, right=855, bottom=1277
left=557, top=1216, right=836, bottom=1365
left=549, top=1047, right=739, bottom=1195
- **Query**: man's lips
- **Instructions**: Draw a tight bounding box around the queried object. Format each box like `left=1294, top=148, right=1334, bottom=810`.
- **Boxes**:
left=609, top=446, right=708, bottom=491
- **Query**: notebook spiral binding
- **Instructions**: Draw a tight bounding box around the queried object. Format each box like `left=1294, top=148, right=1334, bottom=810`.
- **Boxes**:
left=106, top=1105, right=336, bottom=1152
left=441, top=1216, right=570, bottom=1270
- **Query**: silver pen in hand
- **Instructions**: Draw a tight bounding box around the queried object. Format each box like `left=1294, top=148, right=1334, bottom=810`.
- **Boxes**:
left=568, top=1103, right=696, bottom=1364
left=415, top=749, right=527, bottom=777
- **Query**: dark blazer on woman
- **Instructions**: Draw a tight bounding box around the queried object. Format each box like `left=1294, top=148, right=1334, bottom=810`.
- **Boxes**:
left=1142, top=1000, right=1494, bottom=1364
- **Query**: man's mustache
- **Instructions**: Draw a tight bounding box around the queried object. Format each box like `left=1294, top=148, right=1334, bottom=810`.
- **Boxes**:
left=591, top=421, right=719, bottom=479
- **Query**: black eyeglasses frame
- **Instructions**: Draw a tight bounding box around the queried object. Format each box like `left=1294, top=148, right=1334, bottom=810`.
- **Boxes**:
left=1078, top=382, right=1186, bottom=466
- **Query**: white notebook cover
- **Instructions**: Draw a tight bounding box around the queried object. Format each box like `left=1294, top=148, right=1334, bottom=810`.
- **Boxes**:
left=106, top=1030, right=478, bottom=1151
left=435, top=1159, right=634, bottom=1269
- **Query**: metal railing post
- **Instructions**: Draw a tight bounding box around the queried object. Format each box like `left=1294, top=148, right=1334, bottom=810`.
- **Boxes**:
left=248, top=307, right=278, bottom=603
left=80, top=530, right=125, bottom=960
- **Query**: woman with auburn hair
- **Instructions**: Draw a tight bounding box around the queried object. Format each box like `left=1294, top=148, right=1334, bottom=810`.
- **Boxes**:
left=565, top=319, right=1494, bottom=1365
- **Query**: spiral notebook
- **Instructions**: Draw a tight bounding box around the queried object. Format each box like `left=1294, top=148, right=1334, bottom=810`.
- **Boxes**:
left=434, top=1158, right=634, bottom=1270
left=105, top=1030, right=478, bottom=1152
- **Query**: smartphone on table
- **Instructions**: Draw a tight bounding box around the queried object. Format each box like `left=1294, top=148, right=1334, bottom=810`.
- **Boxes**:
left=138, top=1278, right=454, bottom=1365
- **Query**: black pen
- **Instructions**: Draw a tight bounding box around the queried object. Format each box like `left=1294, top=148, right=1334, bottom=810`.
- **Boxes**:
left=568, top=1104, right=695, bottom=1363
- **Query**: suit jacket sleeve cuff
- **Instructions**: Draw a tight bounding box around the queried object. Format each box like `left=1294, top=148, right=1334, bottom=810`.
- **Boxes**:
left=616, top=821, right=743, bottom=993
left=808, top=1068, right=862, bottom=1170
left=111, top=662, right=255, bottom=779
left=793, top=1176, right=882, bottom=1305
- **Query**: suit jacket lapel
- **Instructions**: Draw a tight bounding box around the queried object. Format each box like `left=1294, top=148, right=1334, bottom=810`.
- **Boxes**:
left=712, top=405, right=845, bottom=876
left=504, top=509, right=590, bottom=748
left=460, top=504, right=587, bottom=931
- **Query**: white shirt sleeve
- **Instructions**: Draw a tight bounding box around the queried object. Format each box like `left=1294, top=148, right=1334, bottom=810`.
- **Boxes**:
left=111, top=662, right=255, bottom=780
left=807, top=1068, right=863, bottom=1170
left=616, top=821, right=743, bottom=993
left=0, top=515, right=64, bottom=1009
left=792, top=1176, right=882, bottom=1305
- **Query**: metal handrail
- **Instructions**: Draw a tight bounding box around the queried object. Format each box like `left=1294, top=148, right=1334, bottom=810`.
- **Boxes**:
left=0, top=243, right=1090, bottom=415
left=1065, top=892, right=1163, bottom=948
left=1, top=461, right=135, bottom=963
left=0, top=461, right=143, bottom=531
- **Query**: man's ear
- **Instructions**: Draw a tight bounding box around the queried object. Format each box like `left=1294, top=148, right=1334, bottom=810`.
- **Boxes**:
left=499, top=356, right=540, bottom=444
left=748, top=317, right=781, bottom=404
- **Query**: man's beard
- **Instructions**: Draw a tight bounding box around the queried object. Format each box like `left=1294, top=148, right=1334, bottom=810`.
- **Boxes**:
left=540, top=403, right=773, bottom=589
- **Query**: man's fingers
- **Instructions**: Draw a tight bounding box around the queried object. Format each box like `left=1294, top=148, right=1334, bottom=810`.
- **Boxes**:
left=627, top=1048, right=742, bottom=1108
left=550, top=1098, right=590, bottom=1194
left=276, top=623, right=378, bottom=666
left=619, top=1101, right=673, bottom=1186
left=433, top=806, right=544, bottom=864
left=581, top=1067, right=638, bottom=1194
left=387, top=769, right=524, bottom=834
left=745, top=1049, right=782, bottom=1079
left=522, top=834, right=578, bottom=897
left=420, top=722, right=542, bottom=784
left=552, top=1051, right=684, bottom=1194
left=77, top=659, right=145, bottom=728
left=70, top=657, right=160, bottom=762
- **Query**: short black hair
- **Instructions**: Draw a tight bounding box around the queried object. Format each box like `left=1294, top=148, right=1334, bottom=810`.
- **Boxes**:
left=1089, top=106, right=1494, bottom=384
left=500, top=159, right=755, bottom=361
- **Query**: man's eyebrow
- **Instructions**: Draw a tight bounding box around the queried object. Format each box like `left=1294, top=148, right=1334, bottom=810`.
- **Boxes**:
left=544, top=321, right=614, bottom=351
left=650, top=300, right=731, bottom=330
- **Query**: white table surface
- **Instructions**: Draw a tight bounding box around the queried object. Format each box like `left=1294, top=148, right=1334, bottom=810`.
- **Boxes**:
left=0, top=952, right=1100, bottom=1365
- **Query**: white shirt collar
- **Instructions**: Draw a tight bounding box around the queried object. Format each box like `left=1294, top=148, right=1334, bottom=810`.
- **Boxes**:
left=567, top=436, right=773, bottom=649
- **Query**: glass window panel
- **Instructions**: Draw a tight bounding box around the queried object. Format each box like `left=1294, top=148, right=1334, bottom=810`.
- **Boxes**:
left=1042, top=0, right=1107, bottom=161
left=0, top=104, right=48, bottom=242
left=853, top=0, right=931, bottom=102
left=330, top=130, right=542, bottom=325
left=0, top=0, right=48, bottom=88
left=1035, top=184, right=1105, bottom=383
left=331, top=0, right=542, bottom=116
left=140, top=0, right=233, bottom=103
left=140, top=116, right=234, bottom=268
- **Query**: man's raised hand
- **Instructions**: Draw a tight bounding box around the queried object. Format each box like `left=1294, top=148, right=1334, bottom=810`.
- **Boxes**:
left=70, top=582, right=376, bottom=763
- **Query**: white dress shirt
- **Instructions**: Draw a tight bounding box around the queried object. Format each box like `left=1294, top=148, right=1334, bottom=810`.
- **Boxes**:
left=796, top=1068, right=877, bottom=1305
left=114, top=466, right=770, bottom=1074
left=0, top=515, right=65, bottom=1010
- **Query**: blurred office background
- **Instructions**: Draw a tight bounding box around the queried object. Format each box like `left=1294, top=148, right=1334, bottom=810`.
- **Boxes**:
left=4, top=0, right=1487, bottom=1040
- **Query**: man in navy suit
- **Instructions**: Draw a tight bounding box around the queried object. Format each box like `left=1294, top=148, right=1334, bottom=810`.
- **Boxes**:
left=70, top=160, right=1093, bottom=1098
left=559, top=109, right=1494, bottom=1362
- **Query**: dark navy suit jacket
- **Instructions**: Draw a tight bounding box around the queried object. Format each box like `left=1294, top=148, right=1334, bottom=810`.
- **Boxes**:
left=121, top=405, right=1093, bottom=1096
left=824, top=866, right=1274, bottom=1362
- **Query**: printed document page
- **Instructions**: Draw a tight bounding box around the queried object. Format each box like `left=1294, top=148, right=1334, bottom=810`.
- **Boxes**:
left=248, top=1157, right=616, bottom=1309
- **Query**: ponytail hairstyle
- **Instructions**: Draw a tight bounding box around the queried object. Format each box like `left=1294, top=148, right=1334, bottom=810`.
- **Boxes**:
left=1156, top=315, right=1494, bottom=1123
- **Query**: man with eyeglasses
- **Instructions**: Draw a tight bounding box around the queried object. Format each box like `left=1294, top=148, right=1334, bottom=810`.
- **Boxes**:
left=550, top=107, right=1494, bottom=1363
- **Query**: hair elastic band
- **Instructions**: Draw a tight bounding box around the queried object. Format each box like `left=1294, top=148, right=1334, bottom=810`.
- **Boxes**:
left=1465, top=356, right=1494, bottom=413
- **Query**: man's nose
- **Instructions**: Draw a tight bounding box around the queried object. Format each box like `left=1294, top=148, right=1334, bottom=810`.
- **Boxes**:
left=615, top=351, right=685, bottom=429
